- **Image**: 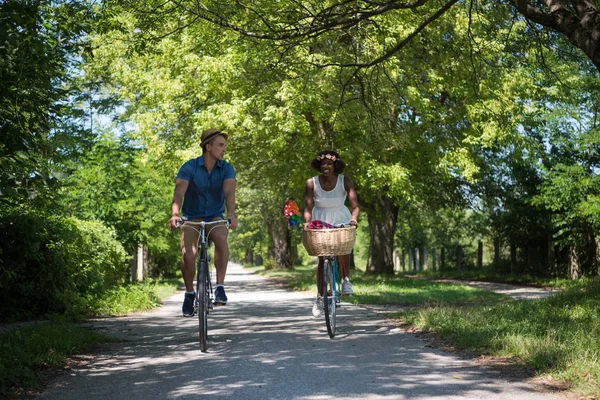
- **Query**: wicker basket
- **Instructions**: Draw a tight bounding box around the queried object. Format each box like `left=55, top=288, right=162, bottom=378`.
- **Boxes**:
left=302, top=227, right=357, bottom=256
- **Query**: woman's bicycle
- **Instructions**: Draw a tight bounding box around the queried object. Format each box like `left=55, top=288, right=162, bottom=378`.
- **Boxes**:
left=302, top=225, right=356, bottom=338
left=177, top=218, right=230, bottom=352
left=322, top=255, right=342, bottom=337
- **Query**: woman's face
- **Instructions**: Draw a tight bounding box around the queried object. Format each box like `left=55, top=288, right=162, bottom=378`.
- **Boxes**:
left=320, top=159, right=334, bottom=175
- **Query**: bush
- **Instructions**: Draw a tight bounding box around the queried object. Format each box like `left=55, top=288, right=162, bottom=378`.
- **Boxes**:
left=0, top=206, right=128, bottom=321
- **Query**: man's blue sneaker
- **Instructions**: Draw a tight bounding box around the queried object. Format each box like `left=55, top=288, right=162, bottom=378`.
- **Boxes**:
left=214, top=286, right=227, bottom=306
left=182, top=292, right=195, bottom=317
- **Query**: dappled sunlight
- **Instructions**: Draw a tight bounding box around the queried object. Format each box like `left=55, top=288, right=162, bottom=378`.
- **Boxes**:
left=38, top=263, right=561, bottom=399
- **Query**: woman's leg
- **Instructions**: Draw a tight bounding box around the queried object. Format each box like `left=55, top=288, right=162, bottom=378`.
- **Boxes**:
left=338, top=253, right=350, bottom=280
left=316, top=257, right=324, bottom=295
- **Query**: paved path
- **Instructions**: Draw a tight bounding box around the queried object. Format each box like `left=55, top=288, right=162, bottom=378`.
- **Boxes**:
left=30, top=264, right=565, bottom=400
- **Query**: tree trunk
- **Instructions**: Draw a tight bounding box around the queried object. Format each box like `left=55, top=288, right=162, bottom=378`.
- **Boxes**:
left=596, top=240, right=600, bottom=276
left=268, top=217, right=293, bottom=269
left=508, top=0, right=600, bottom=73
left=440, top=247, right=445, bottom=271
left=477, top=241, right=483, bottom=269
left=510, top=243, right=517, bottom=274
left=408, top=249, right=413, bottom=271
left=456, top=245, right=462, bottom=271
left=131, top=244, right=144, bottom=282
left=415, top=247, right=420, bottom=271
left=245, top=248, right=254, bottom=265
left=364, top=196, right=399, bottom=274
left=547, top=232, right=555, bottom=274
left=570, top=246, right=581, bottom=280
left=494, top=237, right=500, bottom=262
left=401, top=250, right=406, bottom=271
left=432, top=248, right=437, bottom=271
left=423, top=248, right=428, bottom=271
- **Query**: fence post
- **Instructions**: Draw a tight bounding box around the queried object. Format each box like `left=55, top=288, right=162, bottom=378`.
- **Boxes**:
left=135, top=244, right=144, bottom=282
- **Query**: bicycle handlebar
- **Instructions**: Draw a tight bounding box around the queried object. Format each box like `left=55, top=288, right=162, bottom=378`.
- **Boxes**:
left=176, top=218, right=231, bottom=229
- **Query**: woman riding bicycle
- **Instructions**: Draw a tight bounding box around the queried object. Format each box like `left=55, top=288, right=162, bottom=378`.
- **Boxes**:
left=303, top=150, right=359, bottom=318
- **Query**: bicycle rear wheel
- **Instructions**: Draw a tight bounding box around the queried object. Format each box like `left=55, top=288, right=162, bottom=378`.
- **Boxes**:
left=323, top=258, right=337, bottom=338
left=198, top=259, right=209, bottom=352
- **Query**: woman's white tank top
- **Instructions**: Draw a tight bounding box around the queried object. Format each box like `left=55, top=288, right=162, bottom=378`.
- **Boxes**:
left=312, top=174, right=352, bottom=226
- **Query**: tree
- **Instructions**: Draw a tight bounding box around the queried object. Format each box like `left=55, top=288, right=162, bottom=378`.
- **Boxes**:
left=0, top=0, right=95, bottom=203
left=114, top=0, right=600, bottom=72
left=62, top=132, right=179, bottom=277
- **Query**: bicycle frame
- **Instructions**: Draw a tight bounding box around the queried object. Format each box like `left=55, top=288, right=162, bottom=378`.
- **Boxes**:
left=322, top=255, right=341, bottom=338
left=179, top=218, right=229, bottom=352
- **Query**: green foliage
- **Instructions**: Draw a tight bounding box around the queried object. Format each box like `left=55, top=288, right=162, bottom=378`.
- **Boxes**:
left=0, top=317, right=108, bottom=398
left=86, top=281, right=175, bottom=316
left=62, top=132, right=180, bottom=277
left=0, top=0, right=96, bottom=203
left=0, top=205, right=128, bottom=321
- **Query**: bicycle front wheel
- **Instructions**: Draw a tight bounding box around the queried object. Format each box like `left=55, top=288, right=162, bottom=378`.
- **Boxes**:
left=323, top=258, right=337, bottom=338
left=198, top=259, right=209, bottom=352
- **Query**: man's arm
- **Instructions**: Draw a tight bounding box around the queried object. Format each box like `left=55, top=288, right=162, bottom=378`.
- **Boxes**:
left=168, top=178, right=189, bottom=230
left=223, top=178, right=238, bottom=229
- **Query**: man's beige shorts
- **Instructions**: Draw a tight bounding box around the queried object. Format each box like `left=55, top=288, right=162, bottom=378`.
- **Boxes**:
left=180, top=217, right=229, bottom=249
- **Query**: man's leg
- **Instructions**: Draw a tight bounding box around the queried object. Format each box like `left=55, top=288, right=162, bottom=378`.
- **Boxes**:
left=210, top=225, right=229, bottom=305
left=180, top=226, right=199, bottom=316
left=210, top=227, right=229, bottom=284
left=181, top=245, right=197, bottom=291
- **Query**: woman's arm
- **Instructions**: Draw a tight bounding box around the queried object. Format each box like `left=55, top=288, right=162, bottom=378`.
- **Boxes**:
left=344, top=176, right=359, bottom=226
left=304, top=178, right=315, bottom=223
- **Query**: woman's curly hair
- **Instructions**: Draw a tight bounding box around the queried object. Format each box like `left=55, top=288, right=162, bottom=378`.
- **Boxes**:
left=310, top=150, right=346, bottom=173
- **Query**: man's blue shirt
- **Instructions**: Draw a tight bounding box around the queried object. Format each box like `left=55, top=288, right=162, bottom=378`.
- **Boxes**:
left=177, top=157, right=236, bottom=219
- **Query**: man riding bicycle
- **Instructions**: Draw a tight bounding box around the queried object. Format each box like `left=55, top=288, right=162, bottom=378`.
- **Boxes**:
left=168, top=128, right=238, bottom=317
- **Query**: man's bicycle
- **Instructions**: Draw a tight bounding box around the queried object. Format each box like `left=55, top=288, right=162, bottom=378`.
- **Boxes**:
left=177, top=218, right=230, bottom=352
left=302, top=225, right=356, bottom=338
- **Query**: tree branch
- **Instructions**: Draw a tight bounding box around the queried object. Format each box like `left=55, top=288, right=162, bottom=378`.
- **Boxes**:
left=319, top=0, right=460, bottom=68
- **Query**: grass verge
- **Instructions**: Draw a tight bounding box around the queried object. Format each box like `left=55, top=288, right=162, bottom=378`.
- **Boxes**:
left=0, top=278, right=181, bottom=397
left=398, top=278, right=600, bottom=397
left=85, top=279, right=180, bottom=317
left=0, top=317, right=108, bottom=398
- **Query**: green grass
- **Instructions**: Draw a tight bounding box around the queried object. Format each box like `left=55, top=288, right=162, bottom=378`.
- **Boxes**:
left=86, top=279, right=180, bottom=317
left=0, top=317, right=108, bottom=398
left=255, top=262, right=600, bottom=396
left=0, top=278, right=181, bottom=397
left=347, top=274, right=506, bottom=305
left=401, top=268, right=569, bottom=289
left=254, top=263, right=506, bottom=304
left=397, top=279, right=600, bottom=397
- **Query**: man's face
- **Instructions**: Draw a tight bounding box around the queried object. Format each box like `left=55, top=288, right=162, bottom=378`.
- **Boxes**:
left=207, top=135, right=227, bottom=160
